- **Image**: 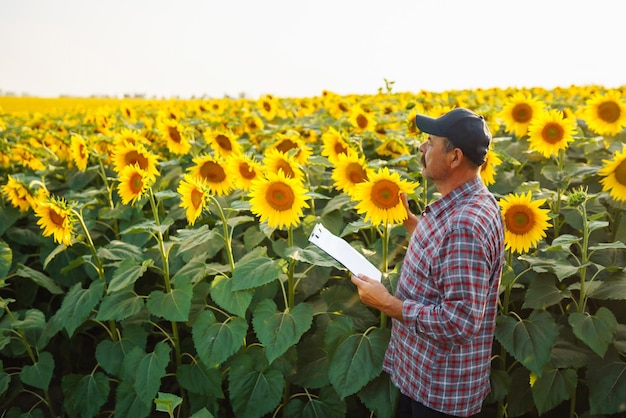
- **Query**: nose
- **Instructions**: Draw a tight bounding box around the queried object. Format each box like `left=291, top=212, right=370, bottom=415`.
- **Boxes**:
left=419, top=141, right=427, bottom=153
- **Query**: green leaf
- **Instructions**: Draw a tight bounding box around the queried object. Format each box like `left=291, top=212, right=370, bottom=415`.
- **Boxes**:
left=228, top=348, right=284, bottom=418
left=569, top=307, right=617, bottom=358
left=62, top=372, right=110, bottom=418
left=358, top=372, right=399, bottom=418
left=0, top=240, right=12, bottom=279
left=522, top=276, right=571, bottom=309
left=176, top=362, right=224, bottom=398
left=121, top=218, right=173, bottom=235
left=210, top=275, right=253, bottom=318
left=173, top=224, right=218, bottom=254
left=154, top=392, right=182, bottom=414
left=189, top=408, right=215, bottom=418
left=192, top=310, right=247, bottom=367
left=587, top=351, right=626, bottom=414
left=20, top=351, right=54, bottom=390
left=252, top=299, right=314, bottom=364
left=589, top=241, right=626, bottom=251
left=328, top=327, right=390, bottom=399
left=587, top=271, right=626, bottom=300
left=171, top=254, right=211, bottom=286
left=495, top=311, right=559, bottom=376
left=288, top=331, right=330, bottom=389
left=0, top=361, right=9, bottom=396
left=96, top=240, right=143, bottom=262
left=486, top=368, right=511, bottom=403
left=15, top=264, right=63, bottom=294
left=10, top=308, right=46, bottom=347
left=133, top=342, right=172, bottom=403
left=231, top=256, right=284, bottom=291
left=114, top=380, right=152, bottom=418
left=55, top=281, right=105, bottom=337
left=107, top=258, right=153, bottom=294
left=95, top=325, right=147, bottom=377
left=285, top=385, right=346, bottom=418
left=287, top=245, right=341, bottom=269
left=95, top=290, right=144, bottom=321
left=506, top=367, right=534, bottom=417
left=531, top=367, right=577, bottom=415
left=146, top=284, right=192, bottom=321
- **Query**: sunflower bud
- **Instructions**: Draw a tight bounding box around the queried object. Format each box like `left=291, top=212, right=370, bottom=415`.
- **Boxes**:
left=567, top=186, right=588, bottom=208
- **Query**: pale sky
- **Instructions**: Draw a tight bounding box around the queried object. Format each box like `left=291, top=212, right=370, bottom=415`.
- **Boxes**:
left=1, top=0, right=624, bottom=99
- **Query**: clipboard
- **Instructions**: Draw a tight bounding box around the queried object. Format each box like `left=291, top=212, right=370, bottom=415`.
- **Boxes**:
left=308, top=223, right=382, bottom=281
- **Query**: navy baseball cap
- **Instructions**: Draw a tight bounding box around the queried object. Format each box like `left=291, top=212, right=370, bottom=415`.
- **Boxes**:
left=414, top=108, right=492, bottom=166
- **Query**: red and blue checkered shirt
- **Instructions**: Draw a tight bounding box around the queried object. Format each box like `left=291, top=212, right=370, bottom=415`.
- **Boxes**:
left=383, top=177, right=504, bottom=417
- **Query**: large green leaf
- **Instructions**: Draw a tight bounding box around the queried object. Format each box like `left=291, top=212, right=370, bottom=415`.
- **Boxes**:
left=231, top=256, right=285, bottom=291
left=107, top=258, right=153, bottom=294
left=522, top=276, right=571, bottom=309
left=15, top=264, right=63, bottom=295
left=358, top=372, right=399, bottom=418
left=506, top=367, right=534, bottom=417
left=320, top=285, right=378, bottom=329
left=176, top=362, right=224, bottom=398
left=252, top=299, right=314, bottom=364
left=518, top=254, right=581, bottom=282
left=171, top=254, right=212, bottom=286
left=62, top=372, right=110, bottom=418
left=587, top=271, right=626, bottom=300
left=96, top=240, right=143, bottom=262
left=495, top=311, right=559, bottom=376
left=133, top=342, right=172, bottom=402
left=531, top=367, right=577, bottom=415
left=10, top=308, right=45, bottom=348
left=173, top=224, right=219, bottom=254
left=146, top=284, right=192, bottom=321
left=587, top=351, right=626, bottom=415
left=285, top=385, right=346, bottom=418
left=288, top=331, right=330, bottom=389
left=115, top=380, right=152, bottom=418
left=20, top=351, right=54, bottom=390
left=210, top=275, right=253, bottom=318
left=192, top=310, right=247, bottom=367
left=0, top=240, right=11, bottom=280
left=328, top=327, right=390, bottom=399
left=55, top=280, right=105, bottom=337
left=95, top=290, right=144, bottom=321
left=95, top=325, right=147, bottom=377
left=568, top=307, right=617, bottom=358
left=228, top=348, right=284, bottom=418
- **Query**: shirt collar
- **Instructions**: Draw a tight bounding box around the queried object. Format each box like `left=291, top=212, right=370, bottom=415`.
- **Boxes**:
left=423, top=177, right=484, bottom=217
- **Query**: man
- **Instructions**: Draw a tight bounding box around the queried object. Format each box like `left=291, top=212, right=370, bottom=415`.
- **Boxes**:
left=351, top=108, right=505, bottom=418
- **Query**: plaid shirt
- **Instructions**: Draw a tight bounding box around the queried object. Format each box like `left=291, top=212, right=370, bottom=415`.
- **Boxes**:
left=383, top=177, right=504, bottom=417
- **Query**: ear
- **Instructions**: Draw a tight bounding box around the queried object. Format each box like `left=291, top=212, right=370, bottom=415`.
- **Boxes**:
left=450, top=148, right=464, bottom=168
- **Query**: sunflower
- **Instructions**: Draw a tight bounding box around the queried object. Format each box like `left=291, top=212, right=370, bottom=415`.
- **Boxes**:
left=2, top=175, right=36, bottom=212
left=117, top=164, right=152, bottom=205
left=188, top=155, right=233, bottom=196
left=266, top=132, right=312, bottom=165
left=248, top=170, right=310, bottom=230
left=112, top=141, right=159, bottom=180
left=113, top=128, right=150, bottom=148
left=205, top=129, right=242, bottom=159
left=34, top=195, right=75, bottom=246
left=331, top=152, right=371, bottom=197
left=582, top=90, right=626, bottom=137
left=598, top=145, right=626, bottom=202
left=158, top=119, right=191, bottom=155
left=70, top=134, right=89, bottom=171
left=375, top=137, right=410, bottom=159
left=349, top=106, right=376, bottom=132
left=527, top=109, right=578, bottom=158
left=480, top=149, right=502, bottom=187
left=353, top=167, right=417, bottom=226
left=499, top=192, right=551, bottom=253
left=262, top=148, right=304, bottom=181
left=257, top=94, right=280, bottom=121
left=177, top=173, right=209, bottom=225
left=321, top=127, right=352, bottom=164
left=498, top=92, right=545, bottom=138
left=225, top=153, right=263, bottom=191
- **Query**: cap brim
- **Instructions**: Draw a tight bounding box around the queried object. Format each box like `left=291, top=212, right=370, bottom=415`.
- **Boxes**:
left=414, top=114, right=445, bottom=136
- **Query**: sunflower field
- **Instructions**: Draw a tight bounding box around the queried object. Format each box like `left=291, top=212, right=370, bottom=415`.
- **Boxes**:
left=0, top=84, right=625, bottom=418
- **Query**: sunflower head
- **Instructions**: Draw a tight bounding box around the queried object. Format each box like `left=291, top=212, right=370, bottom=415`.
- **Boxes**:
left=225, top=154, right=262, bottom=191
left=582, top=90, right=626, bottom=137
left=189, top=155, right=233, bottom=196
left=70, top=134, right=90, bottom=171
left=112, top=141, right=159, bottom=180
left=498, top=92, right=546, bottom=138
left=248, top=171, right=310, bottom=230
left=499, top=191, right=551, bottom=253
left=353, top=167, right=417, bottom=226
left=331, top=151, right=372, bottom=197
left=34, top=195, right=75, bottom=246
left=321, top=127, right=351, bottom=164
left=527, top=109, right=578, bottom=158
left=117, top=164, right=153, bottom=205
left=2, top=175, right=36, bottom=212
left=598, top=145, right=626, bottom=202
left=262, top=148, right=304, bottom=181
left=206, top=129, right=242, bottom=158
left=177, top=173, right=209, bottom=226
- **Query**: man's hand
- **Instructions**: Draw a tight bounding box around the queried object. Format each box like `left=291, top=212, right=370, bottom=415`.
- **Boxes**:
left=351, top=274, right=404, bottom=321
left=401, top=193, right=418, bottom=234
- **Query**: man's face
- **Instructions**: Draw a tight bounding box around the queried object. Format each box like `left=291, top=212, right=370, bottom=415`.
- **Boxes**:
left=418, top=135, right=455, bottom=181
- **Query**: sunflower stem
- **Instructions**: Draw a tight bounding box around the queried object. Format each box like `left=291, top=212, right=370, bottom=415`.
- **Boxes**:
left=209, top=195, right=235, bottom=271
left=287, top=226, right=295, bottom=310
left=577, top=198, right=590, bottom=313
left=379, top=224, right=390, bottom=329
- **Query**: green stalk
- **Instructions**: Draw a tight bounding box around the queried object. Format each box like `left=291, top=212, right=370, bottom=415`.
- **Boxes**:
left=380, top=224, right=390, bottom=329
left=577, top=201, right=590, bottom=313
left=287, top=226, right=295, bottom=310
left=209, top=195, right=235, bottom=271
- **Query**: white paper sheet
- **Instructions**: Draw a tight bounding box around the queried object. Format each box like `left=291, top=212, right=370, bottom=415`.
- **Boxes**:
left=308, top=223, right=382, bottom=281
